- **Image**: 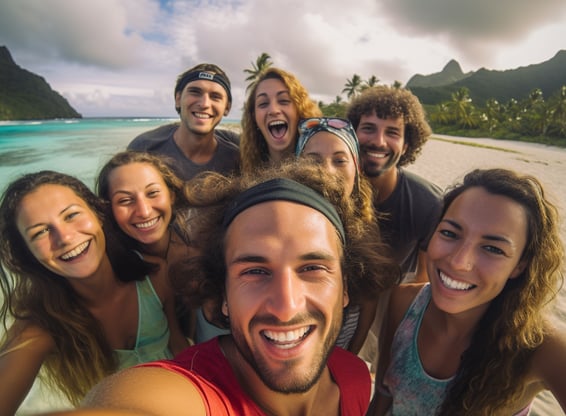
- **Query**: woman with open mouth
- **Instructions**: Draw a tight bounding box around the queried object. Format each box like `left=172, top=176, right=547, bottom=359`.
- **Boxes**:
left=0, top=170, right=187, bottom=414
left=240, top=67, right=322, bottom=175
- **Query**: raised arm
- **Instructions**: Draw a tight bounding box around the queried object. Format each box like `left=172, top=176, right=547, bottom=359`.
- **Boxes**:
left=0, top=322, right=54, bottom=416
left=534, top=327, right=566, bottom=411
left=80, top=366, right=206, bottom=415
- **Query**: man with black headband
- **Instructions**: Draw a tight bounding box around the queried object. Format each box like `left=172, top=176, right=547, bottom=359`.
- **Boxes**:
left=128, top=63, right=239, bottom=180
left=68, top=161, right=396, bottom=415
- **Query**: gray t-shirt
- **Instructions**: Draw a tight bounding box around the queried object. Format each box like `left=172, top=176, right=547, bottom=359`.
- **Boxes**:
left=128, top=123, right=240, bottom=180
left=376, top=168, right=443, bottom=279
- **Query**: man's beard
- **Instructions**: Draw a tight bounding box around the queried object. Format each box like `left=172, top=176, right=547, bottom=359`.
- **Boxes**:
left=230, top=309, right=342, bottom=394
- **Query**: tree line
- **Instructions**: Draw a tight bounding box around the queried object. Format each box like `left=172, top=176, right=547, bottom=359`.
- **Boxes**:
left=243, top=53, right=566, bottom=146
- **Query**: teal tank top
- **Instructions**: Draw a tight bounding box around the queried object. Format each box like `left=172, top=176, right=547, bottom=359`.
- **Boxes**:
left=114, top=276, right=173, bottom=369
left=383, top=284, right=452, bottom=414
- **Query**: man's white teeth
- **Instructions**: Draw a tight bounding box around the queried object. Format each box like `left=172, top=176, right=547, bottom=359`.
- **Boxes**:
left=135, top=217, right=158, bottom=229
left=263, top=327, right=310, bottom=344
left=61, top=241, right=90, bottom=260
left=440, top=271, right=474, bottom=291
left=367, top=151, right=387, bottom=158
left=194, top=112, right=211, bottom=119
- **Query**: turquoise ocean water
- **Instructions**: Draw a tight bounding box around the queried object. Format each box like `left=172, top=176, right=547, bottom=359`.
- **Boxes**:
left=1, top=118, right=564, bottom=414
left=0, top=117, right=232, bottom=192
left=0, top=117, right=238, bottom=413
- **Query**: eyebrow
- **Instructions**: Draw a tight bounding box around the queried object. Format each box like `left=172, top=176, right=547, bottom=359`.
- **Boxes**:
left=229, top=251, right=337, bottom=265
left=441, top=219, right=514, bottom=244
left=385, top=126, right=402, bottom=134
left=256, top=90, right=291, bottom=100
left=111, top=182, right=161, bottom=197
left=25, top=204, right=80, bottom=232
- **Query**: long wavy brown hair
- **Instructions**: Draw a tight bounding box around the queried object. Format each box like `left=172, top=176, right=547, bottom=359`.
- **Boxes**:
left=0, top=171, right=152, bottom=405
left=240, top=67, right=322, bottom=175
left=437, top=168, right=564, bottom=415
left=171, top=160, right=399, bottom=327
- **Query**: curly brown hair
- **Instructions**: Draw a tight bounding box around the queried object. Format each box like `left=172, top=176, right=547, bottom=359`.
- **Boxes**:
left=347, top=85, right=431, bottom=166
left=171, top=159, right=399, bottom=327
left=437, top=168, right=564, bottom=415
left=240, top=68, right=322, bottom=175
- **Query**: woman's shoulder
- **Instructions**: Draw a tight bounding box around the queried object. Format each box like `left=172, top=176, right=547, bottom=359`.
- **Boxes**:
left=532, top=324, right=566, bottom=375
left=389, top=283, right=427, bottom=328
left=391, top=284, right=426, bottom=309
left=1, top=320, right=55, bottom=356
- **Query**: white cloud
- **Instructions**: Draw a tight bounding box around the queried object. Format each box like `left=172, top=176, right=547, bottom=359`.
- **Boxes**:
left=1, top=0, right=565, bottom=117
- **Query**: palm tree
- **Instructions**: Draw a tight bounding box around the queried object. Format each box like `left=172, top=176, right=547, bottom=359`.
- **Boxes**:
left=391, top=80, right=403, bottom=89
left=448, top=87, right=477, bottom=128
left=482, top=98, right=502, bottom=134
left=521, top=88, right=552, bottom=136
left=244, top=52, right=273, bottom=90
left=361, top=75, right=379, bottom=90
left=550, top=85, right=566, bottom=137
left=430, top=103, right=451, bottom=125
left=342, top=74, right=363, bottom=99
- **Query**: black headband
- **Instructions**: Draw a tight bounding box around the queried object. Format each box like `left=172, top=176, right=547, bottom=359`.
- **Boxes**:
left=177, top=71, right=232, bottom=103
left=222, top=178, right=345, bottom=243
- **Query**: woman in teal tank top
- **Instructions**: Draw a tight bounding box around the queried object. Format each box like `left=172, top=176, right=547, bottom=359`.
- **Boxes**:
left=96, top=150, right=226, bottom=344
left=371, top=169, right=566, bottom=415
left=0, top=171, right=183, bottom=414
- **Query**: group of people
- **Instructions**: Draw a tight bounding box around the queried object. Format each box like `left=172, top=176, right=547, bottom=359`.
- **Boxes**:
left=0, top=62, right=564, bottom=416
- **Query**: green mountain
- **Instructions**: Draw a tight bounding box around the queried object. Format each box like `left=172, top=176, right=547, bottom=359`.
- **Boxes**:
left=406, top=59, right=470, bottom=88
left=408, top=50, right=566, bottom=106
left=0, top=46, right=81, bottom=121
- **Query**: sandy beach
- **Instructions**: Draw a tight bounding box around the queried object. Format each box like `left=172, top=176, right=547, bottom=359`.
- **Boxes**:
left=407, top=134, right=566, bottom=416
left=6, top=130, right=566, bottom=414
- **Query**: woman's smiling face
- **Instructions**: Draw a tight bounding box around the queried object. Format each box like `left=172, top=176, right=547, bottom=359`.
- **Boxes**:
left=16, top=184, right=106, bottom=280
left=427, top=186, right=528, bottom=316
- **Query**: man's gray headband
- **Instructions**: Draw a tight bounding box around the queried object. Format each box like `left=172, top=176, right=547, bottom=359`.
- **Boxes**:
left=222, top=178, right=346, bottom=244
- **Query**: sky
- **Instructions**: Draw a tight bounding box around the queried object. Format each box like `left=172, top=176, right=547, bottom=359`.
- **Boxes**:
left=1, top=0, right=566, bottom=119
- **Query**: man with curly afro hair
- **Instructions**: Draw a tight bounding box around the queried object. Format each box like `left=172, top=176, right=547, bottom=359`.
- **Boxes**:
left=347, top=85, right=442, bottom=283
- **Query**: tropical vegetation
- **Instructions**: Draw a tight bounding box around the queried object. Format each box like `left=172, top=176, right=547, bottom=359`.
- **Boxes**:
left=242, top=51, right=566, bottom=147
left=426, top=86, right=566, bottom=146
left=243, top=52, right=273, bottom=90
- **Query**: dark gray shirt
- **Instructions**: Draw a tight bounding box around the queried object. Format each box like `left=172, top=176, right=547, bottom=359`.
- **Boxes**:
left=128, top=123, right=240, bottom=180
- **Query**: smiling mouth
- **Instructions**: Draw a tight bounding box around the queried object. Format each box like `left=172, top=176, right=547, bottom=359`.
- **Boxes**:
left=193, top=111, right=212, bottom=119
left=366, top=150, right=388, bottom=158
left=60, top=240, right=91, bottom=261
left=261, top=326, right=313, bottom=349
left=268, top=120, right=288, bottom=139
left=439, top=271, right=475, bottom=291
left=135, top=217, right=159, bottom=229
